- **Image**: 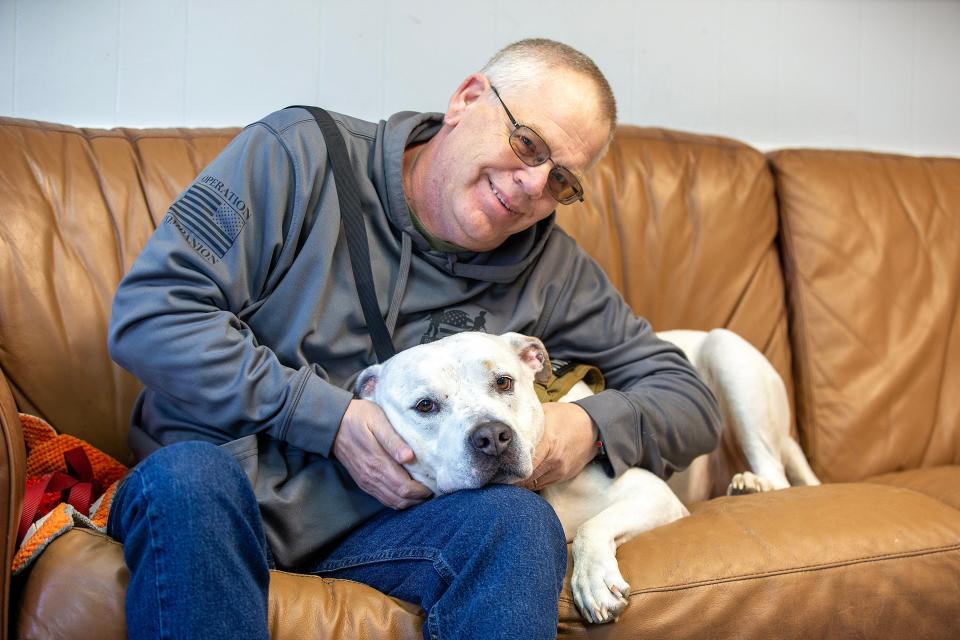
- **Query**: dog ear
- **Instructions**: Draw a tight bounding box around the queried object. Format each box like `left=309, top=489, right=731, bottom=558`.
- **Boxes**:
left=502, top=333, right=552, bottom=384
left=354, top=364, right=382, bottom=399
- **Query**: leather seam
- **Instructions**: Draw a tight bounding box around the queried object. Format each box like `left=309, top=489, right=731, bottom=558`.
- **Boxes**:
left=559, top=542, right=960, bottom=600
left=770, top=156, right=818, bottom=469
left=0, top=118, right=237, bottom=142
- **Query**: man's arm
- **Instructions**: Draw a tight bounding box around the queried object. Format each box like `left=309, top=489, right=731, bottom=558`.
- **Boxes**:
left=110, top=118, right=352, bottom=456
left=109, top=114, right=430, bottom=507
left=537, top=236, right=723, bottom=479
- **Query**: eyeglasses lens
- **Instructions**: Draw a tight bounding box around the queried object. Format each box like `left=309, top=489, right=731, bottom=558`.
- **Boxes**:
left=508, top=127, right=583, bottom=204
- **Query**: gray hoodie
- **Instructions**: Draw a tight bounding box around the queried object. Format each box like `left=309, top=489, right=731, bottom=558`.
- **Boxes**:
left=109, top=107, right=721, bottom=570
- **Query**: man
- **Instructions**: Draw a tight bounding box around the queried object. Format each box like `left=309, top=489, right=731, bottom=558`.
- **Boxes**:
left=108, top=39, right=721, bottom=639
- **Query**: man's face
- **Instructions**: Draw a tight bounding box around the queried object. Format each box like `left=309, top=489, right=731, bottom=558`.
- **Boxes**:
left=419, top=70, right=610, bottom=252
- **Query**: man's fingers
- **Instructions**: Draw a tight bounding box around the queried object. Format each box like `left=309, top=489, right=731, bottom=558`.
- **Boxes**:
left=356, top=445, right=433, bottom=506
left=392, top=442, right=415, bottom=465
left=335, top=399, right=432, bottom=509
left=534, top=460, right=560, bottom=487
left=521, top=436, right=557, bottom=488
left=374, top=461, right=433, bottom=502
left=353, top=458, right=431, bottom=509
left=364, top=409, right=416, bottom=464
left=384, top=480, right=433, bottom=510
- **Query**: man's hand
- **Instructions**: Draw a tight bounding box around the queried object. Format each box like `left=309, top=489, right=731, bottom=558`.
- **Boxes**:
left=333, top=399, right=433, bottom=509
left=518, top=402, right=599, bottom=491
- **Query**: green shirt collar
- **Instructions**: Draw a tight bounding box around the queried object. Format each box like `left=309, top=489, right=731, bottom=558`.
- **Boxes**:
left=408, top=206, right=469, bottom=253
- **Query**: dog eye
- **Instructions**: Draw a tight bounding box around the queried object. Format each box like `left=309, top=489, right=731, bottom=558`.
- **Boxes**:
left=495, top=376, right=514, bottom=393
left=414, top=398, right=438, bottom=414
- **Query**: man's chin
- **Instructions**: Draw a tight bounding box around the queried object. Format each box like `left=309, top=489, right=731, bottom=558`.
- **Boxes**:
left=453, top=205, right=516, bottom=252
left=455, top=229, right=506, bottom=253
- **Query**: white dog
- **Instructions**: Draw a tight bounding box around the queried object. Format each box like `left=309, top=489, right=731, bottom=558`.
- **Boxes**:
left=354, top=329, right=819, bottom=624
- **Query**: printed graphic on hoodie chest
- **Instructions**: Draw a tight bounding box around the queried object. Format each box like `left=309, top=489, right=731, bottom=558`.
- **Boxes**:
left=421, top=308, right=491, bottom=344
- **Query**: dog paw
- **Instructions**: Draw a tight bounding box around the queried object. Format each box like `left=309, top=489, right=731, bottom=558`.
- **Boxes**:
left=727, top=471, right=774, bottom=495
left=571, top=556, right=630, bottom=624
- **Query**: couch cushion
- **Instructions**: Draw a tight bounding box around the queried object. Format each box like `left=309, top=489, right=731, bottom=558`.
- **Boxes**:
left=14, top=528, right=425, bottom=640
left=17, top=484, right=960, bottom=639
left=770, top=149, right=960, bottom=482
left=0, top=117, right=239, bottom=463
left=865, top=465, right=960, bottom=511
left=561, top=483, right=960, bottom=639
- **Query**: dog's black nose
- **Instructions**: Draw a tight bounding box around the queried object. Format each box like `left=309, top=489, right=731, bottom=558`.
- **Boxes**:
left=469, top=421, right=514, bottom=457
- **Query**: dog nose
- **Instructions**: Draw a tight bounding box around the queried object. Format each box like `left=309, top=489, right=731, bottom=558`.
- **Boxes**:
left=469, top=421, right=514, bottom=457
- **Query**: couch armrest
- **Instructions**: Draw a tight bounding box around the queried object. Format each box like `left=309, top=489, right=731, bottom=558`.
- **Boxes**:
left=0, top=368, right=26, bottom=640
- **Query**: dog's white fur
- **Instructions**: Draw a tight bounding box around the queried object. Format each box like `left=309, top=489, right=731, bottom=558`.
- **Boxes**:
left=355, top=329, right=819, bottom=624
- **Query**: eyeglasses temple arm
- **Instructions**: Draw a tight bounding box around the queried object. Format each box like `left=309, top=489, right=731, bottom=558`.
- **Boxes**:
left=490, top=85, right=520, bottom=128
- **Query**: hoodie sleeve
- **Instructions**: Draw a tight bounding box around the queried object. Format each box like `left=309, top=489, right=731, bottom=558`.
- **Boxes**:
left=538, top=237, right=722, bottom=479
left=108, top=118, right=353, bottom=456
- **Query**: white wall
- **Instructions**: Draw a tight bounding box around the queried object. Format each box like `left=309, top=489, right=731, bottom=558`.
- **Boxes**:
left=1, top=0, right=958, bottom=156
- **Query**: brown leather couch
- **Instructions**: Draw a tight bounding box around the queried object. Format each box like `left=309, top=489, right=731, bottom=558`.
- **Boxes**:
left=1, top=115, right=958, bottom=639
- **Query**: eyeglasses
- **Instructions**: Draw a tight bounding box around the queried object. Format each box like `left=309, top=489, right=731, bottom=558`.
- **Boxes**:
left=490, top=85, right=585, bottom=205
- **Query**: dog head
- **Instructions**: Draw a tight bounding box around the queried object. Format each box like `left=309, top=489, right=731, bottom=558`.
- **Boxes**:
left=354, top=332, right=551, bottom=494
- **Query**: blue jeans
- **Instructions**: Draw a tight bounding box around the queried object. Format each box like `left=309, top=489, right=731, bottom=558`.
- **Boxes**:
left=108, top=441, right=568, bottom=640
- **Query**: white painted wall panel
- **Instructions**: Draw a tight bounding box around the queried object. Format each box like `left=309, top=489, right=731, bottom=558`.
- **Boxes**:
left=718, top=1, right=781, bottom=144
left=2, top=0, right=958, bottom=156
left=318, top=0, right=386, bottom=122
left=859, top=1, right=914, bottom=153
left=14, top=0, right=120, bottom=125
left=779, top=1, right=862, bottom=148
left=116, top=0, right=187, bottom=126
left=634, top=1, right=724, bottom=133
left=0, top=0, right=14, bottom=115
left=912, top=0, right=960, bottom=155
left=184, top=0, right=323, bottom=126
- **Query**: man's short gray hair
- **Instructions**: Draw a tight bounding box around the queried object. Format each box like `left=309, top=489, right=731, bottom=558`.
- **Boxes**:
left=480, top=38, right=618, bottom=140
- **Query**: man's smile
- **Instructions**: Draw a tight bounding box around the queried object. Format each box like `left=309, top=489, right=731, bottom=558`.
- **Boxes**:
left=488, top=178, right=523, bottom=215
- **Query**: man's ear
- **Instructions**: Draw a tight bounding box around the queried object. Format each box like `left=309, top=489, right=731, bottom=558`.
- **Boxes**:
left=354, top=364, right=382, bottom=399
left=501, top=333, right=552, bottom=384
left=444, top=73, right=489, bottom=127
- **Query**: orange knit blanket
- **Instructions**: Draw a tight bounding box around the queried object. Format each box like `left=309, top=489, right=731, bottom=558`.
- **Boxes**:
left=12, top=414, right=128, bottom=575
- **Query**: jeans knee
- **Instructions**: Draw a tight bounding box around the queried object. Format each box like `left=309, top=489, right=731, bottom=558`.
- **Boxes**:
left=464, top=485, right=566, bottom=557
left=119, top=440, right=257, bottom=520
left=450, top=485, right=567, bottom=597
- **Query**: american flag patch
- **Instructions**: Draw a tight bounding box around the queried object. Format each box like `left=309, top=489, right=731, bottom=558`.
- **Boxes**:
left=166, top=178, right=249, bottom=259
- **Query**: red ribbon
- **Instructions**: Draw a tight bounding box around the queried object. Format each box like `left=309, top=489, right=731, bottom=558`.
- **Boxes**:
left=17, top=446, right=96, bottom=546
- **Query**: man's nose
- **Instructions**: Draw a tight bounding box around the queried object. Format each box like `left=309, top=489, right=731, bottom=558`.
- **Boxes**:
left=514, top=163, right=552, bottom=199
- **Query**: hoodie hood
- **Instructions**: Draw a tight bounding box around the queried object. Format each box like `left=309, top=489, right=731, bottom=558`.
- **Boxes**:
left=377, top=111, right=556, bottom=284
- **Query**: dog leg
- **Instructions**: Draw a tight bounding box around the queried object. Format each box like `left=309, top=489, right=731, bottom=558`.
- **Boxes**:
left=562, top=468, right=689, bottom=624
left=782, top=437, right=821, bottom=486
left=697, top=330, right=793, bottom=490
left=729, top=435, right=820, bottom=494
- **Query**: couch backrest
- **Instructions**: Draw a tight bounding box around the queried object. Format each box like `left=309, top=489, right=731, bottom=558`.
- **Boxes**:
left=0, top=117, right=238, bottom=462
left=0, top=117, right=793, bottom=475
left=562, top=126, right=795, bottom=489
left=771, top=150, right=960, bottom=482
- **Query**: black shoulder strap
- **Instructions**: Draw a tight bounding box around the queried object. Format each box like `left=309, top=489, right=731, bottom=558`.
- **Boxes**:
left=290, top=105, right=397, bottom=362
